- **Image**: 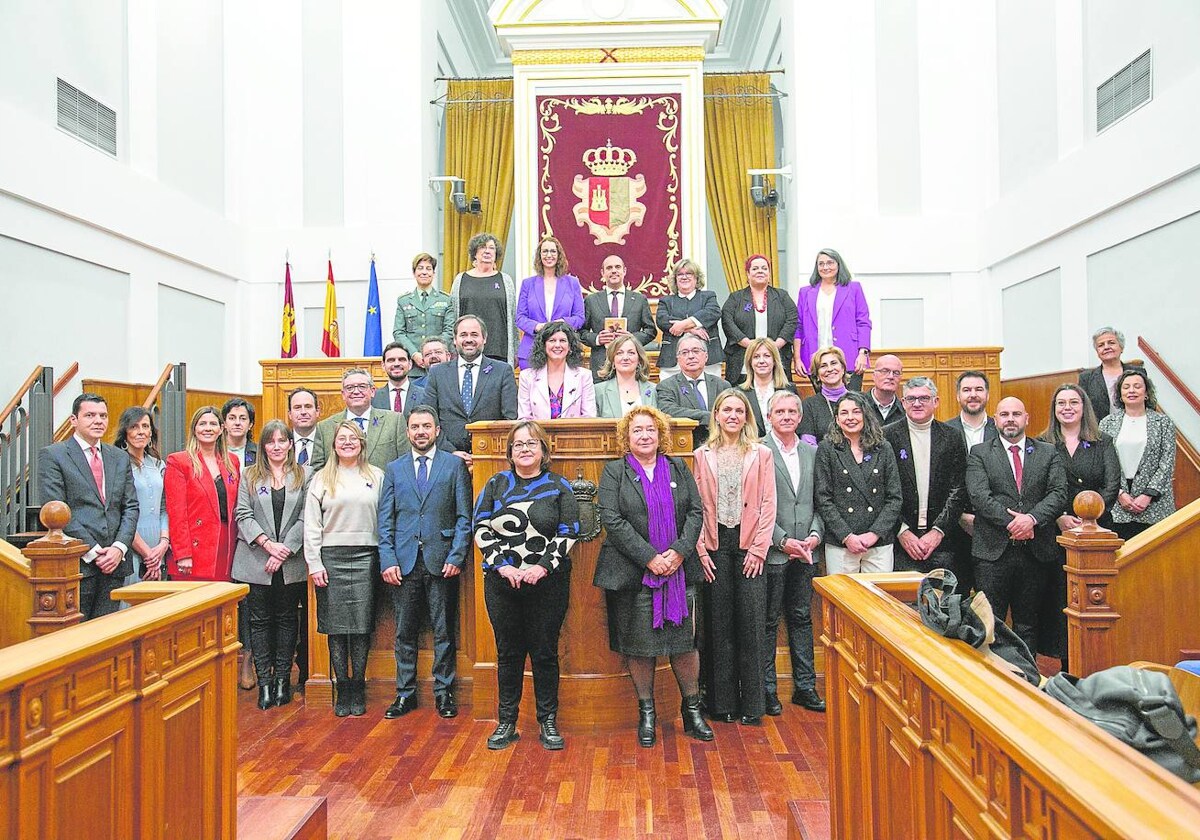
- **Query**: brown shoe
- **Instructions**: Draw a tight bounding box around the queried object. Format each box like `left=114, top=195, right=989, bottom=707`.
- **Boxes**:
left=239, top=652, right=257, bottom=690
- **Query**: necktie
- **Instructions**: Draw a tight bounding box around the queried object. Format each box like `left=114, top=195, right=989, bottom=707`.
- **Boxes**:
left=297, top=439, right=309, bottom=465
left=421, top=291, right=428, bottom=302
left=355, top=416, right=367, bottom=431
left=89, top=446, right=106, bottom=504
left=393, top=386, right=403, bottom=413
left=691, top=378, right=707, bottom=411
left=1009, top=444, right=1023, bottom=491
left=610, top=291, right=619, bottom=317
left=461, top=363, right=475, bottom=415
left=417, top=455, right=429, bottom=493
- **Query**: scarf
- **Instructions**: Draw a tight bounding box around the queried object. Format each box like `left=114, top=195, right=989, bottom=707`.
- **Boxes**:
left=820, top=383, right=848, bottom=402
left=626, top=454, right=687, bottom=628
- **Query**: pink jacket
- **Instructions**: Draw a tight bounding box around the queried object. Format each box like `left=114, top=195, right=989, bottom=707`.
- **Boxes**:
left=517, top=365, right=597, bottom=420
left=693, top=443, right=777, bottom=565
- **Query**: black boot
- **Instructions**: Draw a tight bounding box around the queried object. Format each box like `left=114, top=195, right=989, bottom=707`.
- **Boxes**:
left=273, top=676, right=292, bottom=707
left=257, top=681, right=275, bottom=711
left=637, top=699, right=657, bottom=748
left=680, top=694, right=714, bottom=742
left=333, top=682, right=351, bottom=717
left=539, top=714, right=565, bottom=750
left=349, top=680, right=366, bottom=716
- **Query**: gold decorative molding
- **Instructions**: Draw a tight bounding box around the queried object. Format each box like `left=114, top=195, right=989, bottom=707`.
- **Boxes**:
left=512, top=46, right=705, bottom=66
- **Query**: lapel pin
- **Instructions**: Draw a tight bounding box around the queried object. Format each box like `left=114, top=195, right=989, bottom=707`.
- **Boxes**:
left=899, top=449, right=908, bottom=460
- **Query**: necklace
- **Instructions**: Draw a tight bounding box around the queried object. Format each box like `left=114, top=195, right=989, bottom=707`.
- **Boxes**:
left=752, top=289, right=767, bottom=312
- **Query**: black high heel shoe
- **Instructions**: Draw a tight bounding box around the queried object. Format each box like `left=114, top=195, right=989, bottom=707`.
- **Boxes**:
left=680, top=695, right=714, bottom=741
left=257, top=680, right=276, bottom=711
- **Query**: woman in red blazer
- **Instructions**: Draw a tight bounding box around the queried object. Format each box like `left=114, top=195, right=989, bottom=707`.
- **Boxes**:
left=165, top=405, right=241, bottom=581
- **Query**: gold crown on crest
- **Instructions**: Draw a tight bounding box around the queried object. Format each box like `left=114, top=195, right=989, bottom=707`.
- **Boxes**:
left=582, top=139, right=637, bottom=176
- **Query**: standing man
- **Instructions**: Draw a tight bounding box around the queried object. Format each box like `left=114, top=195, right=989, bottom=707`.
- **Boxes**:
left=580, top=254, right=658, bottom=376
left=287, top=388, right=319, bottom=467
left=377, top=406, right=472, bottom=719
left=38, top=393, right=140, bottom=620
left=965, top=397, right=1067, bottom=654
left=945, top=370, right=998, bottom=593
left=371, top=342, right=424, bottom=414
left=422, top=315, right=518, bottom=461
left=222, top=398, right=257, bottom=468
left=656, top=334, right=731, bottom=448
left=761, top=391, right=826, bottom=713
left=867, top=354, right=904, bottom=425
left=393, top=251, right=454, bottom=373
left=884, top=377, right=967, bottom=574
left=309, top=368, right=403, bottom=470
left=410, top=337, right=449, bottom=390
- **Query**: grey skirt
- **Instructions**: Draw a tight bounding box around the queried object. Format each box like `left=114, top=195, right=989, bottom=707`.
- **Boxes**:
left=606, top=586, right=697, bottom=658
left=314, top=545, right=379, bottom=634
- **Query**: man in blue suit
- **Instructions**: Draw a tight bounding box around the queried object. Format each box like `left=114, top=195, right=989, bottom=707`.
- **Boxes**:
left=377, top=405, right=473, bottom=719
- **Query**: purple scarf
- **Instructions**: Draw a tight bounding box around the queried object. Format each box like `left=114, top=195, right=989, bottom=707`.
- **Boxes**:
left=626, top=454, right=687, bottom=629
left=820, top=383, right=848, bottom=402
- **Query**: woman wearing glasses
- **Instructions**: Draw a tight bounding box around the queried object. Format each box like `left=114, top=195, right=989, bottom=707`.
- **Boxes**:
left=656, top=258, right=723, bottom=379
left=515, top=236, right=585, bottom=370
left=794, top=249, right=872, bottom=391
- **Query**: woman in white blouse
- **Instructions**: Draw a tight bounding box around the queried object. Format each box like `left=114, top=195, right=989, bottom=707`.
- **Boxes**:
left=595, top=334, right=658, bottom=418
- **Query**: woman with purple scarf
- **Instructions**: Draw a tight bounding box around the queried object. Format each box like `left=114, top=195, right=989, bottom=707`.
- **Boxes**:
left=596, top=406, right=712, bottom=747
left=797, top=346, right=853, bottom=446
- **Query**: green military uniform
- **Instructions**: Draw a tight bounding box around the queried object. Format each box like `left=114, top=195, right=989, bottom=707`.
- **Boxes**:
left=393, top=287, right=454, bottom=359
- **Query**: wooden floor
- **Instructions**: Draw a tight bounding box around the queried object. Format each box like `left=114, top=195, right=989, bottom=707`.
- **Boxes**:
left=237, top=685, right=832, bottom=839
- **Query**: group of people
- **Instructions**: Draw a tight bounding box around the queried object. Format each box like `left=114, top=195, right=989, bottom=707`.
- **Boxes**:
left=37, top=230, right=1179, bottom=749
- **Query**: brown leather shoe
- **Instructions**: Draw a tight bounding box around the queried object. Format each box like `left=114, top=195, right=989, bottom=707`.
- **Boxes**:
left=239, top=652, right=257, bottom=690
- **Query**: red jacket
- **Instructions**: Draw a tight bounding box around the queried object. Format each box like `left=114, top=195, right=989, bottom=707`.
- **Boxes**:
left=165, top=451, right=240, bottom=581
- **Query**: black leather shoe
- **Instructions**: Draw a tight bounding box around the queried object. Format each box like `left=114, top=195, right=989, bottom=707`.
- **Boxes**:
left=384, top=693, right=417, bottom=719
left=349, top=680, right=366, bottom=717
left=435, top=693, right=458, bottom=718
left=333, top=684, right=350, bottom=717
left=709, top=711, right=737, bottom=723
left=274, top=677, right=292, bottom=707
left=487, top=722, right=520, bottom=750
left=539, top=714, right=565, bottom=750
left=792, top=687, right=827, bottom=713
left=680, top=695, right=714, bottom=742
left=764, top=692, right=783, bottom=716
left=636, top=699, right=657, bottom=748
left=257, top=683, right=275, bottom=711
left=740, top=715, right=762, bottom=726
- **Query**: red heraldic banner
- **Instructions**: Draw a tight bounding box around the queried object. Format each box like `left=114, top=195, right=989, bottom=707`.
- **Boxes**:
left=537, top=94, right=681, bottom=298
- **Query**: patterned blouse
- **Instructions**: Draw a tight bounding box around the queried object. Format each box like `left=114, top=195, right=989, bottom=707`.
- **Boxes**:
left=715, top=446, right=744, bottom=528
left=473, top=470, right=581, bottom=573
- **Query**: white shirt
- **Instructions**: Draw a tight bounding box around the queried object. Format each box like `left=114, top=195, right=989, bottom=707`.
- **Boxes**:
left=1114, top=414, right=1148, bottom=480
left=227, top=445, right=249, bottom=468
left=543, top=277, right=557, bottom=320
left=871, top=390, right=898, bottom=422
left=680, top=290, right=696, bottom=301
left=386, top=381, right=411, bottom=411
left=816, top=287, right=836, bottom=350
left=960, top=415, right=988, bottom=450
left=345, top=408, right=371, bottom=428
left=604, top=288, right=626, bottom=318
left=642, top=460, right=656, bottom=482
left=411, top=446, right=437, bottom=471
left=770, top=432, right=802, bottom=493
left=456, top=358, right=482, bottom=397
left=754, top=307, right=768, bottom=339
left=753, top=383, right=774, bottom=424
left=293, top=433, right=315, bottom=462
left=684, top=375, right=709, bottom=409
left=72, top=434, right=128, bottom=562
left=1004, top=436, right=1028, bottom=482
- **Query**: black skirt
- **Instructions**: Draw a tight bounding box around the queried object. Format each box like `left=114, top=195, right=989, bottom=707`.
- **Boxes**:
left=605, top=586, right=697, bottom=658
left=314, top=545, right=378, bottom=634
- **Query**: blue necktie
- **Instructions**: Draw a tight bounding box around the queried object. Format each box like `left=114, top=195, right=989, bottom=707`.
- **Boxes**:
left=461, top=363, right=475, bottom=415
left=417, top=455, right=429, bottom=493
left=691, top=378, right=707, bottom=411
left=354, top=416, right=366, bottom=431
left=297, top=439, right=309, bottom=465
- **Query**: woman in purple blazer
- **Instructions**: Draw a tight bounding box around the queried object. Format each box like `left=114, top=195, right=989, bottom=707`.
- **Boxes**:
left=793, top=248, right=872, bottom=391
left=516, top=235, right=586, bottom=369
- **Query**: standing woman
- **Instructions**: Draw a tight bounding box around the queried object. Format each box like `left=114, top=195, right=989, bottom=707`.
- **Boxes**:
left=393, top=252, right=455, bottom=368
left=304, top=421, right=384, bottom=717
left=234, top=420, right=310, bottom=710
left=515, top=236, right=585, bottom=369
left=594, top=334, right=658, bottom=418
left=165, top=406, right=241, bottom=581
left=597, top=407, right=711, bottom=745
left=738, top=338, right=796, bottom=437
left=693, top=389, right=777, bottom=725
left=113, top=407, right=169, bottom=584
left=474, top=422, right=580, bottom=751
left=813, top=391, right=902, bottom=575
left=517, top=321, right=597, bottom=420
left=1099, top=369, right=1177, bottom=540
left=450, top=232, right=517, bottom=367
left=656, top=258, right=723, bottom=379
left=721, top=255, right=798, bottom=387
left=798, top=346, right=850, bottom=446
left=794, top=249, right=872, bottom=391
left=1078, top=326, right=1129, bottom=422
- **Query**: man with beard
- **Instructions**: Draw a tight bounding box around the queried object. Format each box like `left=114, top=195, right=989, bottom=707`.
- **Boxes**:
left=372, top=342, right=424, bottom=414
left=945, top=370, right=998, bottom=592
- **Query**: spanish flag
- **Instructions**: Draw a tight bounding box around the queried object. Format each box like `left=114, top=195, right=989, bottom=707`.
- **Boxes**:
left=280, top=261, right=297, bottom=358
left=321, top=259, right=340, bottom=357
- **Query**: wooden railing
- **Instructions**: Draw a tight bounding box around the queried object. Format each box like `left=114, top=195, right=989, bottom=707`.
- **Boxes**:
left=0, top=502, right=90, bottom=648
left=1140, top=337, right=1200, bottom=415
left=0, top=366, right=54, bottom=535
left=51, top=362, right=81, bottom=442
left=815, top=571, right=1200, bottom=839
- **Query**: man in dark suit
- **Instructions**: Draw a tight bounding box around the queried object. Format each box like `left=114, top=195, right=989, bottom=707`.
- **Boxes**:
left=762, top=390, right=825, bottom=713
left=309, top=368, right=403, bottom=470
left=409, top=337, right=449, bottom=390
left=38, top=393, right=139, bottom=620
left=422, top=315, right=518, bottom=461
left=884, top=377, right=967, bottom=575
left=656, top=334, right=731, bottom=448
left=580, top=254, right=658, bottom=375
left=944, top=369, right=999, bottom=594
left=965, top=396, right=1068, bottom=654
left=221, top=397, right=257, bottom=469
left=377, top=406, right=473, bottom=720
left=371, top=341, right=425, bottom=414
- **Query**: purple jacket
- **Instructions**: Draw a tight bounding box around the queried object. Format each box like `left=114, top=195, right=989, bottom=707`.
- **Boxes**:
left=794, top=281, right=872, bottom=373
left=516, top=273, right=586, bottom=367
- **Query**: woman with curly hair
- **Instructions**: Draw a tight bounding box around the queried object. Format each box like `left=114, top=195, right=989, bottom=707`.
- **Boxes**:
left=449, top=231, right=517, bottom=366
left=517, top=320, right=596, bottom=420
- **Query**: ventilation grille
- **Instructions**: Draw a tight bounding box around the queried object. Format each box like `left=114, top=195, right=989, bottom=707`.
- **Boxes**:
left=1096, top=49, right=1152, bottom=133
left=56, top=78, right=117, bottom=156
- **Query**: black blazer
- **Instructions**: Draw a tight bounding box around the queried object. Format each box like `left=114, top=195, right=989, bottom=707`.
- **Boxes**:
left=884, top=420, right=967, bottom=540
left=720, top=286, right=798, bottom=385
left=594, top=456, right=704, bottom=590
left=742, top=382, right=797, bottom=437
left=655, top=373, right=731, bottom=448
left=965, top=437, right=1067, bottom=563
left=421, top=357, right=518, bottom=452
left=655, top=291, right=723, bottom=368
left=580, top=288, right=658, bottom=375
left=798, top=393, right=838, bottom=445
left=944, top=415, right=999, bottom=450
left=1053, top=434, right=1121, bottom=525
left=814, top=439, right=903, bottom=546
left=1078, top=365, right=1120, bottom=422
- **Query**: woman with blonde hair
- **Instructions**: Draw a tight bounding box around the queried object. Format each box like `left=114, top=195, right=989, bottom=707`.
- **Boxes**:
left=655, top=258, right=723, bottom=379
left=738, top=337, right=796, bottom=436
left=797, top=345, right=850, bottom=446
left=595, top=333, right=658, bottom=418
left=304, top=420, right=384, bottom=717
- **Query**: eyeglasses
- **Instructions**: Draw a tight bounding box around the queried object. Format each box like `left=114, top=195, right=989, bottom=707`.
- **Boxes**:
left=902, top=395, right=933, bottom=405
left=874, top=367, right=902, bottom=378
left=511, top=440, right=542, bottom=452
left=343, top=383, right=372, bottom=393
left=678, top=348, right=706, bottom=357
left=675, top=272, right=695, bottom=279
left=817, top=261, right=838, bottom=268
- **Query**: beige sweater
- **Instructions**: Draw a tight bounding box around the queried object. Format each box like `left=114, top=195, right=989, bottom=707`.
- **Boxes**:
left=303, top=464, right=384, bottom=574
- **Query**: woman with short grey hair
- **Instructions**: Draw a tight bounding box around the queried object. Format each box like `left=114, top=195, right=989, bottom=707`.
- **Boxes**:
left=449, top=232, right=517, bottom=367
left=1078, top=326, right=1129, bottom=422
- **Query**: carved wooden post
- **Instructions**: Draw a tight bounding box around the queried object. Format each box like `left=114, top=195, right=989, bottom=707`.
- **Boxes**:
left=1057, top=490, right=1124, bottom=676
left=23, top=501, right=85, bottom=635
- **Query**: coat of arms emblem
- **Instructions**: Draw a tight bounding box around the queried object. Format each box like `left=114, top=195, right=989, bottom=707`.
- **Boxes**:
left=572, top=140, right=647, bottom=245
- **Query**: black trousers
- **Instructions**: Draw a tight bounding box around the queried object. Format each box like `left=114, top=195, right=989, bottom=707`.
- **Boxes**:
left=246, top=571, right=306, bottom=680
left=79, top=571, right=123, bottom=621
left=1113, top=520, right=1151, bottom=541
left=391, top=562, right=459, bottom=697
left=973, top=544, right=1048, bottom=656
left=484, top=569, right=569, bottom=723
left=893, top=527, right=958, bottom=575
left=764, top=559, right=819, bottom=695
left=708, top=525, right=766, bottom=717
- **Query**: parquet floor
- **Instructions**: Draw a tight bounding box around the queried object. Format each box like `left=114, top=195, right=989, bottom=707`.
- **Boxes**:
left=237, top=686, right=831, bottom=839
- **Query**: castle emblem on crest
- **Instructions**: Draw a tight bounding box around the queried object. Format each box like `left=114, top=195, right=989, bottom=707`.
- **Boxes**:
left=572, top=140, right=647, bottom=245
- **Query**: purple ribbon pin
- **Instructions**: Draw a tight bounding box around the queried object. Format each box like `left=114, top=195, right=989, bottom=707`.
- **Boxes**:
left=863, top=453, right=873, bottom=462
left=258, top=486, right=269, bottom=495
left=483, top=364, right=494, bottom=375
left=743, top=302, right=753, bottom=313
left=899, top=449, right=908, bottom=460
left=1081, top=440, right=1091, bottom=449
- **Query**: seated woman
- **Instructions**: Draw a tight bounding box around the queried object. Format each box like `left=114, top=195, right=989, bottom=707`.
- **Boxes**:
left=797, top=346, right=850, bottom=446
left=794, top=248, right=871, bottom=390
left=515, top=235, right=585, bottom=369
left=596, top=406, right=711, bottom=746
left=738, top=337, right=796, bottom=437
left=721, top=255, right=798, bottom=386
left=1098, top=368, right=1177, bottom=541
left=594, top=334, right=658, bottom=418
left=814, top=391, right=902, bottom=575
left=1078, top=326, right=1129, bottom=422
left=517, top=321, right=597, bottom=420
left=113, top=406, right=169, bottom=585
left=655, top=258, right=723, bottom=379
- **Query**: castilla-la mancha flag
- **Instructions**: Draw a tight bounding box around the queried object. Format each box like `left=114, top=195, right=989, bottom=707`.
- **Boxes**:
left=280, top=261, right=297, bottom=358
left=321, top=259, right=340, bottom=357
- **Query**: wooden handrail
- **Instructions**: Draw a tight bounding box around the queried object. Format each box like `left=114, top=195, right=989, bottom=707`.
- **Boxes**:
left=51, top=362, right=79, bottom=397
left=1139, top=337, right=1200, bottom=416
left=142, top=363, right=175, bottom=410
left=0, top=366, right=45, bottom=427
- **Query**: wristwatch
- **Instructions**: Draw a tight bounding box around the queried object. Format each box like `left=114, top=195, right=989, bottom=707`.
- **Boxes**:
left=776, top=533, right=790, bottom=551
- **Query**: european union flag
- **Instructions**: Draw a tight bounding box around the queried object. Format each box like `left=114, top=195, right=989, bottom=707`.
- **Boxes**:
left=363, top=257, right=382, bottom=356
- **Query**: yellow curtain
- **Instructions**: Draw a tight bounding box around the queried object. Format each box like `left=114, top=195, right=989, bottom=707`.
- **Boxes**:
left=442, top=79, right=515, bottom=289
left=703, top=74, right=778, bottom=292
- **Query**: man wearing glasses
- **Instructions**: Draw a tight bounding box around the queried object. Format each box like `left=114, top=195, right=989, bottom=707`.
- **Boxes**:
left=867, top=354, right=904, bottom=425
left=883, top=377, right=968, bottom=573
left=308, top=368, right=403, bottom=470
left=656, top=334, right=731, bottom=448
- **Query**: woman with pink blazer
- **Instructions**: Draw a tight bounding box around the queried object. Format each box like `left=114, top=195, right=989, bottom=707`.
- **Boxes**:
left=693, top=389, right=777, bottom=725
left=517, top=321, right=597, bottom=420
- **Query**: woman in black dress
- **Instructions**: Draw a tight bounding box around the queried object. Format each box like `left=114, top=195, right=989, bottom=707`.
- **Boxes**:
left=474, top=421, right=580, bottom=751
left=449, top=232, right=517, bottom=366
left=596, top=406, right=712, bottom=746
